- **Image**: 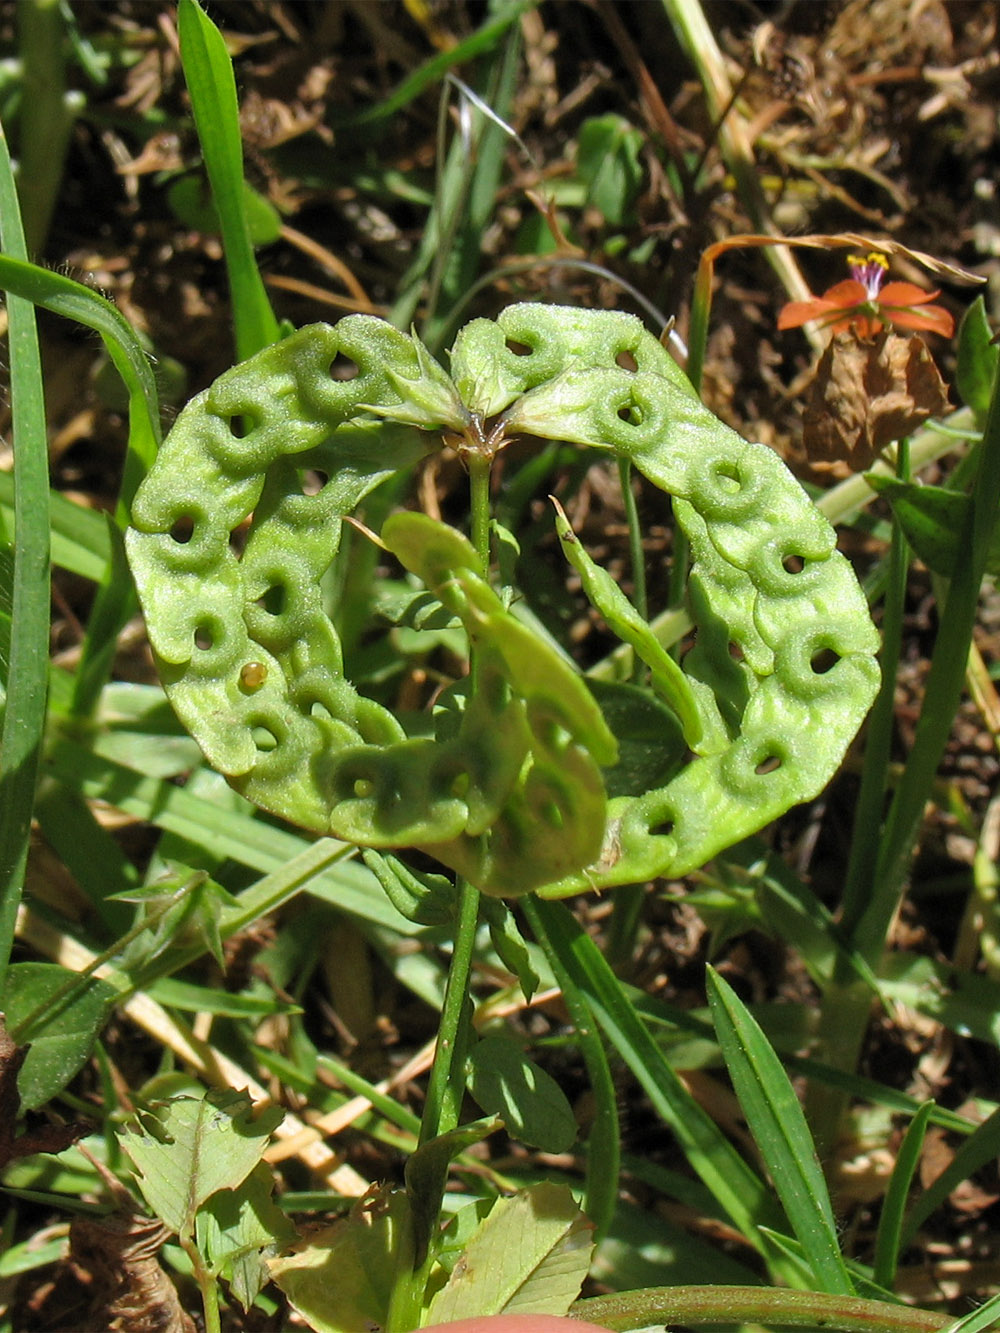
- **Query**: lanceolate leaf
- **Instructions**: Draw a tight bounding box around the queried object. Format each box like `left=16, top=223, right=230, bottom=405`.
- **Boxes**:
left=706, top=967, right=854, bottom=1296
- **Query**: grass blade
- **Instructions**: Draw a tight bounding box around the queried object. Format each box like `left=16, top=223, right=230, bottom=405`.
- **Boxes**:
left=0, top=119, right=50, bottom=992
left=529, top=897, right=782, bottom=1250
left=705, top=966, right=855, bottom=1296
left=899, top=1104, right=1000, bottom=1249
left=938, top=1291, right=1000, bottom=1333
left=873, top=1100, right=933, bottom=1291
left=177, top=0, right=280, bottom=361
left=521, top=896, right=620, bottom=1242
left=330, top=0, right=535, bottom=129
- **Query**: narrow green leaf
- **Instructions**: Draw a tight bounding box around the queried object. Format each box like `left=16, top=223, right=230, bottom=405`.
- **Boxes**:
left=177, top=0, right=279, bottom=360
left=873, top=1101, right=934, bottom=1290
left=43, top=735, right=415, bottom=936
left=0, top=473, right=112, bottom=582
left=0, top=120, right=50, bottom=991
left=900, top=1104, right=1000, bottom=1248
left=521, top=895, right=620, bottom=1245
left=330, top=0, right=535, bottom=128
left=529, top=898, right=781, bottom=1249
left=0, top=254, right=159, bottom=484
left=551, top=496, right=707, bottom=751
left=705, top=966, right=855, bottom=1296
left=939, top=1290, right=1000, bottom=1333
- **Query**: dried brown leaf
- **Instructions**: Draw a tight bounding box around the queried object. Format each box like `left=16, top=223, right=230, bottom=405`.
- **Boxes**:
left=70, top=1211, right=196, bottom=1333
left=802, top=331, right=950, bottom=470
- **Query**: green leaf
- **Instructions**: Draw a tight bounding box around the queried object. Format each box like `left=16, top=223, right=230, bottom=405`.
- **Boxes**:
left=865, top=474, right=971, bottom=578
left=167, top=174, right=282, bottom=247
left=0, top=122, right=52, bottom=993
left=480, top=897, right=539, bottom=1000
left=551, top=497, right=708, bottom=752
left=705, top=966, right=854, bottom=1296
left=466, top=1033, right=577, bottom=1152
left=872, top=1100, right=933, bottom=1290
left=956, top=296, right=999, bottom=422
left=575, top=114, right=644, bottom=226
left=176, top=0, right=279, bottom=360
left=530, top=898, right=781, bottom=1249
left=269, top=1189, right=412, bottom=1333
left=939, top=1289, right=1000, bottom=1333
left=3, top=964, right=117, bottom=1110
left=362, top=849, right=457, bottom=926
left=195, top=1161, right=295, bottom=1309
left=899, top=1104, right=1000, bottom=1249
left=424, top=1183, right=593, bottom=1323
left=586, top=680, right=687, bottom=799
left=119, top=1090, right=282, bottom=1242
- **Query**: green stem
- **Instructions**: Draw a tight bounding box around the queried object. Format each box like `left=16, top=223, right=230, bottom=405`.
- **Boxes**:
left=616, top=456, right=647, bottom=626
left=573, top=1285, right=948, bottom=1333
left=418, top=878, right=480, bottom=1146
left=189, top=1248, right=222, bottom=1333
left=839, top=442, right=911, bottom=937
left=468, top=452, right=492, bottom=577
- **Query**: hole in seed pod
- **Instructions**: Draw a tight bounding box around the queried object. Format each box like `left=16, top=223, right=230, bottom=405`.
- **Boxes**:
left=252, top=725, right=277, bottom=752
left=755, top=753, right=782, bottom=775
left=169, top=515, right=195, bottom=543
left=307, top=699, right=333, bottom=720
left=811, top=646, right=840, bottom=675
left=194, top=624, right=214, bottom=650
left=229, top=413, right=253, bottom=439
left=298, top=468, right=329, bottom=496
left=728, top=639, right=745, bottom=661
left=615, top=348, right=638, bottom=372
left=353, top=777, right=375, bottom=798
left=617, top=401, right=643, bottom=425
left=256, top=583, right=286, bottom=616
left=240, top=661, right=268, bottom=690
left=649, top=817, right=675, bottom=838
left=505, top=337, right=532, bottom=356
left=782, top=552, right=805, bottom=574
left=329, top=352, right=359, bottom=381
left=714, top=461, right=742, bottom=495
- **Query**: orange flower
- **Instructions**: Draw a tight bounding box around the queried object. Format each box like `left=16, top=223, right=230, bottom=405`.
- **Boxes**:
left=778, top=252, right=954, bottom=339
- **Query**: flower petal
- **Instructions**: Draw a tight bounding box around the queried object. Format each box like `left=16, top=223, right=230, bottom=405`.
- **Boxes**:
left=884, top=304, right=955, bottom=337
left=879, top=282, right=942, bottom=306
left=777, top=297, right=841, bottom=330
left=818, top=278, right=869, bottom=306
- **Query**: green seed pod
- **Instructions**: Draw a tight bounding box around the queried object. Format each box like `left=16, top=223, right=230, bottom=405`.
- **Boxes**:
left=127, top=307, right=879, bottom=898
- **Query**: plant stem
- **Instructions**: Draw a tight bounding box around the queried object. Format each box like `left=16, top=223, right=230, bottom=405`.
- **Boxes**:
left=468, top=452, right=492, bottom=577
left=418, top=878, right=480, bottom=1146
left=573, top=1285, right=949, bottom=1333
